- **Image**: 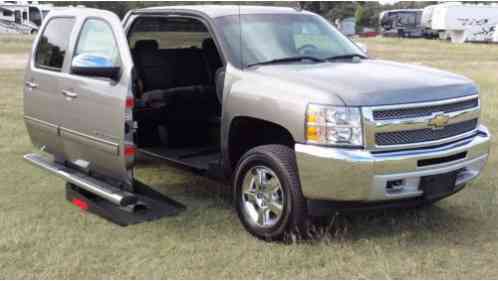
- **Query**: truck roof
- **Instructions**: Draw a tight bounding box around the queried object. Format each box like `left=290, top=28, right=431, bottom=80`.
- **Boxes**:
left=135, top=5, right=305, bottom=19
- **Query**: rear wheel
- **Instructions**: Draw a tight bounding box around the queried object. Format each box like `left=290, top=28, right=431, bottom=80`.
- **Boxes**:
left=233, top=145, right=308, bottom=241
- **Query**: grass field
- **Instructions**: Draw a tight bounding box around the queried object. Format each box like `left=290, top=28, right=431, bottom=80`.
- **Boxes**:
left=0, top=34, right=497, bottom=279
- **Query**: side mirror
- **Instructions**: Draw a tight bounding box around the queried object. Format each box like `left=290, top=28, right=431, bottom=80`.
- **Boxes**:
left=355, top=42, right=368, bottom=55
left=71, top=53, right=120, bottom=81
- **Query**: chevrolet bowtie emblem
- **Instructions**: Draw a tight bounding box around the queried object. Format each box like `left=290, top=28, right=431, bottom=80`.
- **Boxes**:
left=428, top=113, right=450, bottom=129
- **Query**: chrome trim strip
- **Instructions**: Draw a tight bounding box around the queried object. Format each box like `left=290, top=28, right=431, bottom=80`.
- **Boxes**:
left=60, top=127, right=120, bottom=155
left=24, top=115, right=59, bottom=136
left=24, top=116, right=119, bottom=155
left=24, top=115, right=58, bottom=130
left=372, top=107, right=479, bottom=133
left=367, top=95, right=479, bottom=111
left=362, top=95, right=480, bottom=151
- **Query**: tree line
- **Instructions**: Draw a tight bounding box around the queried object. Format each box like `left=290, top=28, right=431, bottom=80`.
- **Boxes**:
left=45, top=1, right=438, bottom=30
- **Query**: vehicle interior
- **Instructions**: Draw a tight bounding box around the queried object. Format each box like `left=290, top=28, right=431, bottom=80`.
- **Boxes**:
left=128, top=16, right=225, bottom=171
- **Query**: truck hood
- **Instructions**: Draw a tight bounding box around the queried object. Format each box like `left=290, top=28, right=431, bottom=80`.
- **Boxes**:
left=252, top=59, right=478, bottom=106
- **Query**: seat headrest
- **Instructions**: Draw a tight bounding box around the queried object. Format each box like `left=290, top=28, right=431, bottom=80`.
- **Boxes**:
left=135, top=40, right=159, bottom=52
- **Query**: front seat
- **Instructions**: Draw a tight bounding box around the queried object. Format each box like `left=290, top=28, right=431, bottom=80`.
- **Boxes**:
left=202, top=38, right=224, bottom=103
left=202, top=39, right=223, bottom=84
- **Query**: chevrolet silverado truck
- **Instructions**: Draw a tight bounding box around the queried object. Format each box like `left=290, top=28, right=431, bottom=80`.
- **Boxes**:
left=23, top=6, right=490, bottom=240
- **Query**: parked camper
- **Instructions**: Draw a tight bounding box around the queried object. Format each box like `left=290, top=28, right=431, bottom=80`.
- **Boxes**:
left=432, top=3, right=498, bottom=43
left=421, top=2, right=461, bottom=40
left=380, top=9, right=424, bottom=38
left=0, top=1, right=51, bottom=34
left=421, top=4, right=439, bottom=38
left=337, top=17, right=356, bottom=37
left=494, top=23, right=498, bottom=42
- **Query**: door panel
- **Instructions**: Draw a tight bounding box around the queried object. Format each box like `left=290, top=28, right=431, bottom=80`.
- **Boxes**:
left=59, top=11, right=135, bottom=184
left=24, top=17, right=76, bottom=159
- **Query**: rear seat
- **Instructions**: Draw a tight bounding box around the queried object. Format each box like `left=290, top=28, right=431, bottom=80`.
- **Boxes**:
left=133, top=40, right=174, bottom=93
left=133, top=40, right=220, bottom=146
left=161, top=48, right=210, bottom=87
left=134, top=40, right=216, bottom=100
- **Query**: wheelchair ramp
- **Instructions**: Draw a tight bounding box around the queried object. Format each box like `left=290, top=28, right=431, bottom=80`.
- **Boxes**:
left=24, top=153, right=185, bottom=227
left=66, top=180, right=185, bottom=226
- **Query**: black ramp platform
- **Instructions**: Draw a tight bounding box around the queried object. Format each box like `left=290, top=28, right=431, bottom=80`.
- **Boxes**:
left=66, top=180, right=186, bottom=226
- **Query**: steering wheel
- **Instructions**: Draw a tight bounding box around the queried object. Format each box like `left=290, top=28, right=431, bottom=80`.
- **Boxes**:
left=297, top=44, right=319, bottom=55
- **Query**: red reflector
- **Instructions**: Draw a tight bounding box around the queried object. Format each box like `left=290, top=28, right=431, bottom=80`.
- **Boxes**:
left=72, top=198, right=88, bottom=210
left=126, top=97, right=135, bottom=109
left=124, top=145, right=136, bottom=157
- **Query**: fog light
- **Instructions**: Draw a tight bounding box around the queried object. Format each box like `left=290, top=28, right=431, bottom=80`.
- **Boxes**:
left=387, top=179, right=405, bottom=193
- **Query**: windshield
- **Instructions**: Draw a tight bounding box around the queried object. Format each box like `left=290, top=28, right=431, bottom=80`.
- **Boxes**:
left=214, top=13, right=365, bottom=68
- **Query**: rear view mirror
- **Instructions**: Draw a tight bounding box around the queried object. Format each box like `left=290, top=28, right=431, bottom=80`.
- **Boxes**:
left=71, top=53, right=120, bottom=81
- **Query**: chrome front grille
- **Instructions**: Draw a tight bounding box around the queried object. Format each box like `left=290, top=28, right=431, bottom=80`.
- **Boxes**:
left=373, top=98, right=479, bottom=120
left=375, top=119, right=478, bottom=146
left=363, top=95, right=480, bottom=151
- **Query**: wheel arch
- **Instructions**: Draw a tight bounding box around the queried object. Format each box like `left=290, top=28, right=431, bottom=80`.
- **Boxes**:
left=223, top=116, right=296, bottom=178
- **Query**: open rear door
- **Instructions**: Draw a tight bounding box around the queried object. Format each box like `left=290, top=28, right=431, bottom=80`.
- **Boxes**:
left=23, top=8, right=187, bottom=224
left=56, top=8, right=136, bottom=189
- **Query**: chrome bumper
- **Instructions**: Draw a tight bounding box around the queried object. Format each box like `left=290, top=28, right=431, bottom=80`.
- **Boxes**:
left=295, top=125, right=490, bottom=202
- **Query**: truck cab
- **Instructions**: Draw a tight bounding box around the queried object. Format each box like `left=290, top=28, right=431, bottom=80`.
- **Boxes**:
left=24, top=6, right=490, bottom=241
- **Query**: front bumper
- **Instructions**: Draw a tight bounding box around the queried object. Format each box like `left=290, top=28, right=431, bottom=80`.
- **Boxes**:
left=295, top=125, right=490, bottom=202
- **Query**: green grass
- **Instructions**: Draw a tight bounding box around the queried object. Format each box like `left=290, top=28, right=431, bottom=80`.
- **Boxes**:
left=0, top=34, right=34, bottom=54
left=0, top=37, right=497, bottom=279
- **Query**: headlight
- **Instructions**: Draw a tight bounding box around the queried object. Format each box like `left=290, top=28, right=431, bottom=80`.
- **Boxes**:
left=306, top=104, right=363, bottom=147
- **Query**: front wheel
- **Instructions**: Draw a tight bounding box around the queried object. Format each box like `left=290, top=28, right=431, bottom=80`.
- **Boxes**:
left=233, top=145, right=308, bottom=241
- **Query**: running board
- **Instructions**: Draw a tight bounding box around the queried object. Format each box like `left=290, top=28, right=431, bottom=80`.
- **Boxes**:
left=24, top=153, right=137, bottom=206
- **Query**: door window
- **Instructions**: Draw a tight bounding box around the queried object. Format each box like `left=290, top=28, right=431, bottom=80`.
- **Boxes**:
left=74, top=18, right=120, bottom=65
left=128, top=17, right=210, bottom=49
left=2, top=10, right=13, bottom=17
left=35, top=17, right=75, bottom=71
left=14, top=10, right=20, bottom=23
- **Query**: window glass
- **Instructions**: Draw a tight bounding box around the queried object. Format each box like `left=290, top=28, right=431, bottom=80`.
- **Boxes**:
left=129, top=17, right=210, bottom=49
left=2, top=10, right=13, bottom=17
left=29, top=7, right=42, bottom=26
left=14, top=10, right=20, bottom=23
left=35, top=17, right=75, bottom=71
left=75, top=19, right=120, bottom=65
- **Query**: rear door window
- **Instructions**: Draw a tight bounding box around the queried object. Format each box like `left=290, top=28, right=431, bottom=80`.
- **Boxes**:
left=35, top=17, right=75, bottom=71
left=74, top=18, right=120, bottom=65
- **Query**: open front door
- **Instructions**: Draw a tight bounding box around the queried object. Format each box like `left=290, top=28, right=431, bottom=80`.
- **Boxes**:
left=57, top=9, right=135, bottom=189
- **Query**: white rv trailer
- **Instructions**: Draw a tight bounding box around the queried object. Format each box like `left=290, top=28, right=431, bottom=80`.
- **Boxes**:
left=0, top=1, right=51, bottom=34
left=338, top=17, right=356, bottom=37
left=431, top=3, right=498, bottom=43
left=494, top=23, right=498, bottom=42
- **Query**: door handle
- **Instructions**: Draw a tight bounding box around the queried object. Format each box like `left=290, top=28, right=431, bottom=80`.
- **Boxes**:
left=62, top=90, right=78, bottom=99
left=25, top=81, right=38, bottom=89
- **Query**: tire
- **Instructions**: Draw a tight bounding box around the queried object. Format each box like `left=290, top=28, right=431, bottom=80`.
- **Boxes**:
left=233, top=145, right=308, bottom=241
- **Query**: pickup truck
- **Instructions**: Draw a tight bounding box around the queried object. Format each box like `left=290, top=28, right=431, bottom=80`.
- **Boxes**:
left=23, top=5, right=490, bottom=240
